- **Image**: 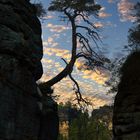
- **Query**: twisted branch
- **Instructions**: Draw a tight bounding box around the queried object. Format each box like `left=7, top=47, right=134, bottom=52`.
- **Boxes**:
left=61, top=58, right=91, bottom=105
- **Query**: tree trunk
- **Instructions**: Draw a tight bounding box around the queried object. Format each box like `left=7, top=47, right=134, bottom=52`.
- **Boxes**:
left=44, top=18, right=77, bottom=88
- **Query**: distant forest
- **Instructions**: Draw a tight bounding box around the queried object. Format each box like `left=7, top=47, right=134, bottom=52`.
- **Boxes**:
left=58, top=102, right=113, bottom=140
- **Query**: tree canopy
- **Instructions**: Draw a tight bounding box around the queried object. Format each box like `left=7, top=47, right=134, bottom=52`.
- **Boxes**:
left=48, top=0, right=101, bottom=14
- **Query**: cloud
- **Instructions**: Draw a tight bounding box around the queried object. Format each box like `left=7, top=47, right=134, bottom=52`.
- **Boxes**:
left=75, top=61, right=110, bottom=85
left=39, top=74, right=112, bottom=109
left=46, top=23, right=71, bottom=33
left=56, top=92, right=111, bottom=109
left=100, top=7, right=106, bottom=11
left=94, top=22, right=104, bottom=28
left=94, top=21, right=117, bottom=29
left=44, top=15, right=54, bottom=20
left=43, top=41, right=48, bottom=46
left=118, top=0, right=136, bottom=22
left=43, top=47, right=71, bottom=60
left=38, top=74, right=111, bottom=108
left=98, top=7, right=112, bottom=18
left=41, top=47, right=71, bottom=80
left=43, top=12, right=56, bottom=20
left=108, top=0, right=115, bottom=3
left=47, top=37, right=54, bottom=44
left=39, top=57, right=111, bottom=109
left=99, top=12, right=112, bottom=18
left=43, top=48, right=53, bottom=56
left=40, top=59, right=64, bottom=82
left=108, top=0, right=119, bottom=4
left=43, top=35, right=59, bottom=48
left=41, top=58, right=53, bottom=64
left=52, top=78, right=112, bottom=109
left=82, top=70, right=109, bottom=85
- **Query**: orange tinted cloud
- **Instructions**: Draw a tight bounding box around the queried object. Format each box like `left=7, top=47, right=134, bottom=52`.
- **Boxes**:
left=44, top=15, right=54, bottom=19
left=52, top=78, right=112, bottom=109
left=43, top=47, right=71, bottom=60
left=94, top=22, right=104, bottom=28
left=75, top=60, right=109, bottom=85
left=40, top=63, right=111, bottom=109
left=99, top=12, right=112, bottom=18
left=118, top=0, right=136, bottom=22
left=99, top=7, right=111, bottom=18
left=108, top=0, right=114, bottom=3
left=43, top=35, right=59, bottom=48
left=41, top=58, right=53, bottom=64
left=82, top=70, right=109, bottom=85
left=47, top=23, right=71, bottom=33
left=43, top=12, right=55, bottom=20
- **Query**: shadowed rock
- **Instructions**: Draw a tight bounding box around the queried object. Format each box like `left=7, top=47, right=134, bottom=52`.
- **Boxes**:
left=113, top=51, right=140, bottom=140
left=0, top=0, right=43, bottom=139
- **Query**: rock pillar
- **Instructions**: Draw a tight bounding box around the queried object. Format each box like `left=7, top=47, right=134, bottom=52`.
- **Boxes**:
left=0, top=0, right=43, bottom=139
left=113, top=52, right=140, bottom=140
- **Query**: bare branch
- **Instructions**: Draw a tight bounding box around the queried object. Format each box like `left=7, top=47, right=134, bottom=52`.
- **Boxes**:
left=61, top=58, right=91, bottom=105
left=76, top=25, right=101, bottom=47
left=76, top=13, right=97, bottom=29
left=76, top=33, right=103, bottom=62
left=76, top=25, right=99, bottom=38
left=64, top=7, right=73, bottom=20
left=77, top=33, right=92, bottom=55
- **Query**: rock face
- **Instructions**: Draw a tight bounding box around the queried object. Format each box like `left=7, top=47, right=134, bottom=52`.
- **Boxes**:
left=39, top=94, right=59, bottom=140
left=37, top=84, right=59, bottom=140
left=113, top=52, right=140, bottom=140
left=0, top=0, right=43, bottom=139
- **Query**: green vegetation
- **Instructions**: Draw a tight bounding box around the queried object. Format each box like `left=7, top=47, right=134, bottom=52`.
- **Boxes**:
left=58, top=102, right=112, bottom=140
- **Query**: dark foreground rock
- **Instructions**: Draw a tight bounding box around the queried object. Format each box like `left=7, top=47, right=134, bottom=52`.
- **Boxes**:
left=113, top=52, right=140, bottom=140
left=0, top=1, right=59, bottom=140
left=0, top=0, right=43, bottom=139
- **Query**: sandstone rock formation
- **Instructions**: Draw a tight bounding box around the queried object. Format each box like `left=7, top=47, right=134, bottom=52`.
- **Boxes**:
left=113, top=52, right=140, bottom=140
left=0, top=0, right=43, bottom=139
left=37, top=84, right=59, bottom=140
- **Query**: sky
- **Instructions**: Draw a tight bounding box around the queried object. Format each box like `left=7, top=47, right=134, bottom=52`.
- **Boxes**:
left=32, top=0, right=139, bottom=108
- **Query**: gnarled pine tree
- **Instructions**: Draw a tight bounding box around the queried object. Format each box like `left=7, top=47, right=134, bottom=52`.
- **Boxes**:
left=42, top=0, right=108, bottom=103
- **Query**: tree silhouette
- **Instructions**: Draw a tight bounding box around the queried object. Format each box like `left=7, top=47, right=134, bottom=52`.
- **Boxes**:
left=34, top=3, right=46, bottom=18
left=126, top=2, right=140, bottom=51
left=42, top=0, right=108, bottom=102
left=58, top=103, right=112, bottom=140
left=107, top=2, right=140, bottom=94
